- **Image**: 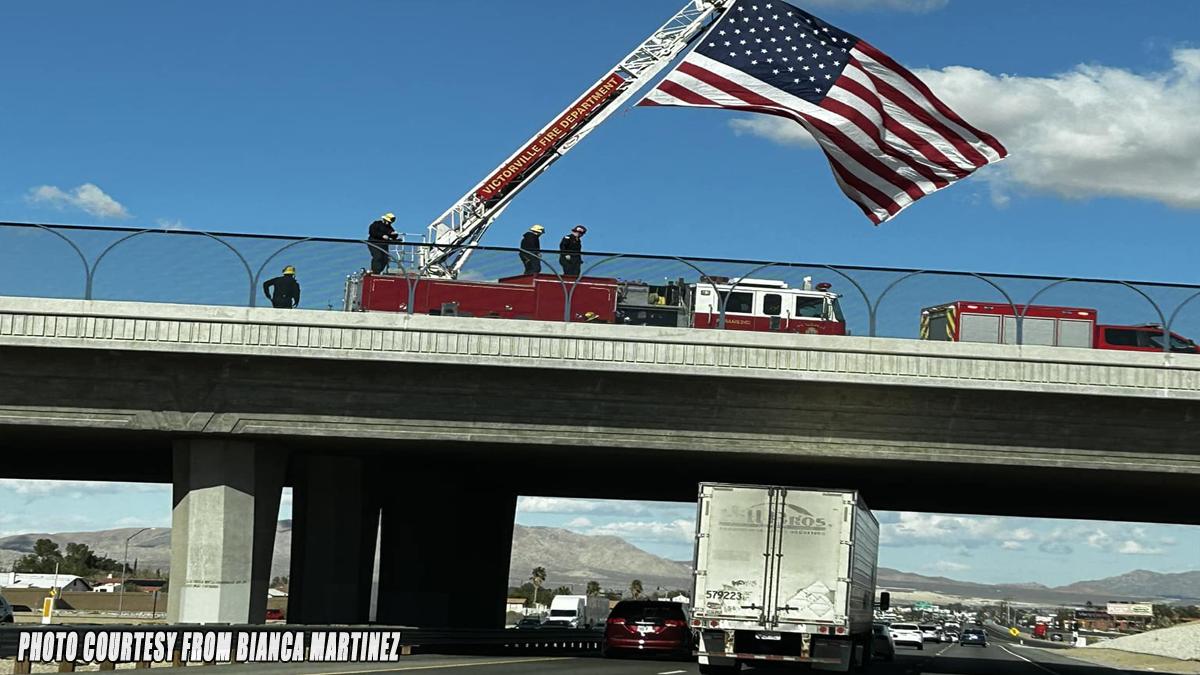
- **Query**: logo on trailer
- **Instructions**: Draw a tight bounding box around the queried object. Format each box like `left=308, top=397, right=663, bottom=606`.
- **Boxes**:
left=718, top=503, right=830, bottom=534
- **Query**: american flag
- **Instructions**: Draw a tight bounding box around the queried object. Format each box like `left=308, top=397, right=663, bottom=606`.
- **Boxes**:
left=638, top=0, right=1007, bottom=224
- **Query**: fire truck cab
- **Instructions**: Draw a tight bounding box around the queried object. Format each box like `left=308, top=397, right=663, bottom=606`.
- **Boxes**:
left=618, top=276, right=847, bottom=335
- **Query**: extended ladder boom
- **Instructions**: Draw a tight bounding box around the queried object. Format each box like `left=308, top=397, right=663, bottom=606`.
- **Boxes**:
left=420, top=0, right=731, bottom=277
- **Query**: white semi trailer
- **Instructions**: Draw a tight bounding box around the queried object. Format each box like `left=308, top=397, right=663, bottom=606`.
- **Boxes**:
left=691, top=483, right=887, bottom=673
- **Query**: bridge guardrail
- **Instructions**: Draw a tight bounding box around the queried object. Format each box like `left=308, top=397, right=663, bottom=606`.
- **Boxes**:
left=2, top=221, right=1198, bottom=352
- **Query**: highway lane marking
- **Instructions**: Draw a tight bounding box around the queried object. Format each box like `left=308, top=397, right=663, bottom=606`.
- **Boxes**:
left=658, top=671, right=688, bottom=674
left=266, top=657, right=574, bottom=675
left=1000, top=644, right=1063, bottom=675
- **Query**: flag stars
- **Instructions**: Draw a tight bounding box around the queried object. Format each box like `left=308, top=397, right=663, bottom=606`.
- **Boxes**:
left=724, top=40, right=731, bottom=46
left=752, top=59, right=758, bottom=64
left=740, top=39, right=746, bottom=44
left=773, top=69, right=779, bottom=74
left=825, top=74, right=831, bottom=79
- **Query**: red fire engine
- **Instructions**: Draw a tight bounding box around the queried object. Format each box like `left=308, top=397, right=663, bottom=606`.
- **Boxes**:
left=920, top=301, right=1198, bottom=353
left=346, top=271, right=848, bottom=334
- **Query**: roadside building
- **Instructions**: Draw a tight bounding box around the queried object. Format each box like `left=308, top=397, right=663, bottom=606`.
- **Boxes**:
left=2, top=572, right=91, bottom=592
left=506, top=598, right=527, bottom=614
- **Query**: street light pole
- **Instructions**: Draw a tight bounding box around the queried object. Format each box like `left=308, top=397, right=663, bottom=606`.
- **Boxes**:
left=118, top=528, right=151, bottom=618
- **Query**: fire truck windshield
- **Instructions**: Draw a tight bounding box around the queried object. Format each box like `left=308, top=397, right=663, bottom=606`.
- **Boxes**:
left=832, top=299, right=846, bottom=323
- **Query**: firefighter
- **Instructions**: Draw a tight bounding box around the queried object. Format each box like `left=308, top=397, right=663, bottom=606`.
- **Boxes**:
left=262, top=266, right=301, bottom=309
left=367, top=213, right=399, bottom=274
left=520, top=224, right=544, bottom=275
left=559, top=225, right=586, bottom=277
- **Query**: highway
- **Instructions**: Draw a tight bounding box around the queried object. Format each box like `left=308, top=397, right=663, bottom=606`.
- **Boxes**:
left=195, top=642, right=1143, bottom=675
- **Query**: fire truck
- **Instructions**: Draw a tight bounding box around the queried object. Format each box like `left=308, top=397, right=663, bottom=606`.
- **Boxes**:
left=920, top=301, right=1198, bottom=353
left=346, top=271, right=848, bottom=335
left=340, top=0, right=852, bottom=336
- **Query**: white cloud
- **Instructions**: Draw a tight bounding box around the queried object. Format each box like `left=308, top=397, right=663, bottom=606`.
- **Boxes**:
left=563, top=517, right=592, bottom=528
left=517, top=497, right=649, bottom=516
left=801, top=0, right=950, bottom=12
left=587, top=520, right=695, bottom=545
left=0, top=480, right=168, bottom=498
left=1116, top=540, right=1163, bottom=555
left=113, top=517, right=169, bottom=528
left=933, top=561, right=970, bottom=572
left=25, top=183, right=131, bottom=218
left=725, top=47, right=1200, bottom=210
left=156, top=218, right=187, bottom=231
left=1001, top=541, right=1024, bottom=550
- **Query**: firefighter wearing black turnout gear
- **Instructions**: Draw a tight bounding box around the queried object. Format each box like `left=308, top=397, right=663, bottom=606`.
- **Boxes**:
left=559, top=225, right=586, bottom=276
left=368, top=213, right=399, bottom=274
left=263, top=266, right=301, bottom=308
left=520, top=224, right=545, bottom=275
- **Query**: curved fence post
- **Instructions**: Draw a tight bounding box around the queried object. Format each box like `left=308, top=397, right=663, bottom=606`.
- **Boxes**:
left=871, top=271, right=1019, bottom=341
left=87, top=230, right=154, bottom=300
left=89, top=230, right=254, bottom=305
left=818, top=265, right=871, bottom=336
left=1112, top=282, right=1170, bottom=353
left=567, top=254, right=630, bottom=322
left=27, top=224, right=92, bottom=299
left=1166, top=290, right=1200, bottom=351
left=254, top=237, right=316, bottom=308
left=196, top=233, right=255, bottom=307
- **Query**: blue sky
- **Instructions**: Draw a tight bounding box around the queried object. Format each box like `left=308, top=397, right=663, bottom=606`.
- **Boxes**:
left=1, top=481, right=1195, bottom=587
left=1, top=0, right=1197, bottom=283
left=1, top=2, right=1197, bottom=586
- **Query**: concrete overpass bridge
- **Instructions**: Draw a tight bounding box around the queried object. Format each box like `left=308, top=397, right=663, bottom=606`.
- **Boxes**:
left=1, top=297, right=1197, bottom=626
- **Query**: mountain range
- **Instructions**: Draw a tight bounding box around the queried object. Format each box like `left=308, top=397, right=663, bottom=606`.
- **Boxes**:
left=0, top=524, right=1195, bottom=606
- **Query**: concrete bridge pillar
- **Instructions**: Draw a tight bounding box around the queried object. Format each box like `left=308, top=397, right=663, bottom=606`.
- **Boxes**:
left=376, top=478, right=518, bottom=628
left=286, top=455, right=379, bottom=624
left=167, top=440, right=286, bottom=624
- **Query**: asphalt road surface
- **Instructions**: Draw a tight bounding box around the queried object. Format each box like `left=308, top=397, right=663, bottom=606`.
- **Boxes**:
left=202, top=641, right=1149, bottom=675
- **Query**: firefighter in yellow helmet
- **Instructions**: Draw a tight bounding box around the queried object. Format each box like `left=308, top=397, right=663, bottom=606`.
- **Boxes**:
left=520, top=224, right=545, bottom=275
left=367, top=213, right=399, bottom=274
left=263, top=266, right=301, bottom=309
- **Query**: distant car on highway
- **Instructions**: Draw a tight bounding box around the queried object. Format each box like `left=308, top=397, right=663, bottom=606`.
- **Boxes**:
left=513, top=617, right=544, bottom=630
left=542, top=619, right=576, bottom=629
left=265, top=608, right=285, bottom=621
left=889, top=623, right=924, bottom=650
left=602, top=600, right=690, bottom=658
left=960, top=629, right=988, bottom=647
left=941, top=629, right=959, bottom=643
left=919, top=624, right=941, bottom=642
left=0, top=596, right=12, bottom=624
left=872, top=623, right=896, bottom=661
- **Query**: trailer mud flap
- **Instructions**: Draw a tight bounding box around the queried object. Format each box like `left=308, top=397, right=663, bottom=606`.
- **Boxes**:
left=811, top=637, right=853, bottom=672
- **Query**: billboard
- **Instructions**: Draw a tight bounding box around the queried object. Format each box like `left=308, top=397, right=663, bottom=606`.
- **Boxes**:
left=1106, top=602, right=1153, bottom=617
left=1074, top=610, right=1111, bottom=620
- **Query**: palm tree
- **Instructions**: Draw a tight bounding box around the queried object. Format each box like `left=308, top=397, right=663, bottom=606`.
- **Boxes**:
left=586, top=581, right=601, bottom=597
left=630, top=579, right=644, bottom=599
left=530, top=566, right=547, bottom=607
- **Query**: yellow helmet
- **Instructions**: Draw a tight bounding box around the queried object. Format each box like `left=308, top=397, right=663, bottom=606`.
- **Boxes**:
left=282, top=266, right=296, bottom=275
left=530, top=224, right=545, bottom=234
left=381, top=213, right=396, bottom=224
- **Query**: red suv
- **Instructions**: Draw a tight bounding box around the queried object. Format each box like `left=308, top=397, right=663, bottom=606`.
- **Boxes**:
left=603, top=600, right=691, bottom=658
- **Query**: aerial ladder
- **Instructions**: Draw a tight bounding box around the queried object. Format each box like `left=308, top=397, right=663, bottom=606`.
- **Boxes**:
left=418, top=0, right=733, bottom=278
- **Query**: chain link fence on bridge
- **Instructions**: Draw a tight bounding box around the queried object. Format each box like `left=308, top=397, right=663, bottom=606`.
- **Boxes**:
left=2, top=222, right=1198, bottom=353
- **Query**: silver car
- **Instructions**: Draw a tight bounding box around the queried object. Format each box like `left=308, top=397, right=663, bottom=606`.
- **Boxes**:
left=872, top=623, right=896, bottom=661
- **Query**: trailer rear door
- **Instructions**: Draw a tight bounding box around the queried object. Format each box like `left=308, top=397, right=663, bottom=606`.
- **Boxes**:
left=772, top=490, right=849, bottom=626
left=695, top=484, right=774, bottom=624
